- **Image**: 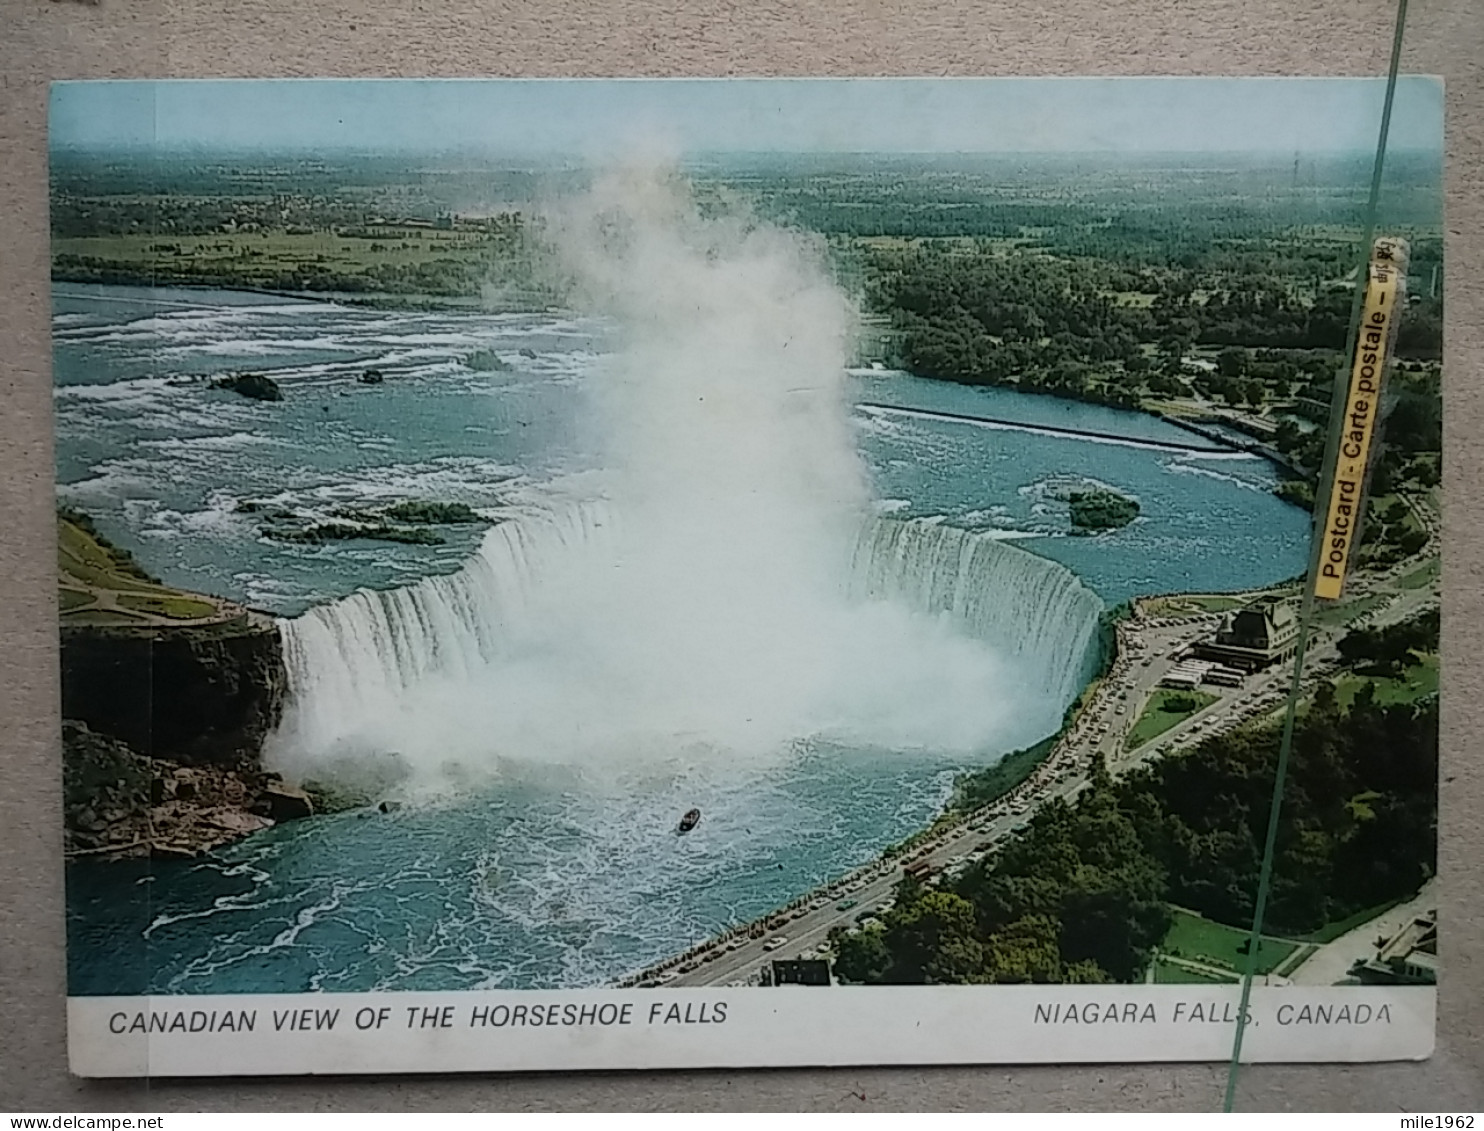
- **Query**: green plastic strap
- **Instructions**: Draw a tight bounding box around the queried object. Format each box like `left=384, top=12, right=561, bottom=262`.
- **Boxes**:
left=1222, top=0, right=1412, bottom=1110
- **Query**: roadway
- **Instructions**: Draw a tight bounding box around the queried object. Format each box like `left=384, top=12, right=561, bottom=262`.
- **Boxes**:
left=1283, top=879, right=1438, bottom=986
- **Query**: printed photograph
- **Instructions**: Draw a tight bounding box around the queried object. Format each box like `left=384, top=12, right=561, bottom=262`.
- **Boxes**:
left=52, top=78, right=1441, bottom=1006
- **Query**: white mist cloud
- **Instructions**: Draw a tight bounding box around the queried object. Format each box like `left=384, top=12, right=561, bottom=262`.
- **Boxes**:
left=270, top=163, right=1048, bottom=794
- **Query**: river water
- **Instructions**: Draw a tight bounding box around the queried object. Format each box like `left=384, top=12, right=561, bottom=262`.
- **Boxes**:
left=56, top=284, right=1309, bottom=994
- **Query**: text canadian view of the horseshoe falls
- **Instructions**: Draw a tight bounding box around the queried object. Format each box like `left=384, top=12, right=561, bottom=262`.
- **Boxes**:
left=50, top=77, right=1441, bottom=1072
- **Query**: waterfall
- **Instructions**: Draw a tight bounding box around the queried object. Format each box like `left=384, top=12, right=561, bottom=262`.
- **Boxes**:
left=272, top=504, right=616, bottom=761
left=849, top=518, right=1104, bottom=709
left=270, top=507, right=1102, bottom=772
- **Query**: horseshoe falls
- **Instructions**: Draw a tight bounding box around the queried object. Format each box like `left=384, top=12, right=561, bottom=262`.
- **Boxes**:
left=270, top=506, right=1101, bottom=789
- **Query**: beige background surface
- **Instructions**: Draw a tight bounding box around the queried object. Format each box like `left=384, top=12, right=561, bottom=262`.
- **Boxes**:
left=2, top=0, right=1480, bottom=1111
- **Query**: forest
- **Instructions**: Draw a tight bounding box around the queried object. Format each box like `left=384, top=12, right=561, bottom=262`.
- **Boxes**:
left=865, top=243, right=1441, bottom=410
left=832, top=610, right=1439, bottom=985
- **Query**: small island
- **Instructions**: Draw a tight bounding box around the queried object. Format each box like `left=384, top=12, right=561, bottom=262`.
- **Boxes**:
left=240, top=498, right=488, bottom=546
left=464, top=349, right=512, bottom=372
left=210, top=372, right=283, bottom=402
left=381, top=500, right=483, bottom=524
left=1069, top=488, right=1140, bottom=532
left=261, top=521, right=445, bottom=546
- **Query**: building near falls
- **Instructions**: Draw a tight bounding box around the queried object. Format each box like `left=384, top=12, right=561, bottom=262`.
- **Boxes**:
left=1159, top=657, right=1245, bottom=690
left=1350, top=910, right=1437, bottom=986
left=769, top=959, right=833, bottom=987
left=1191, top=595, right=1300, bottom=672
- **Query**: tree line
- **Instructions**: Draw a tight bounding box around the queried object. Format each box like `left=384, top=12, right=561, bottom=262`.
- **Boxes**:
left=833, top=612, right=1438, bottom=985
left=869, top=245, right=1441, bottom=397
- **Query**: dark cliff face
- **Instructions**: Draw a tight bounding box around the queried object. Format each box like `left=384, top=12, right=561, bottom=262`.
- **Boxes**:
left=60, top=621, right=286, bottom=766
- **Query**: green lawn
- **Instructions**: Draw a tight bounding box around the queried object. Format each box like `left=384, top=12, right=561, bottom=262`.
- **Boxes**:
left=54, top=228, right=548, bottom=305
left=1124, top=689, right=1219, bottom=751
left=1151, top=958, right=1237, bottom=985
left=57, top=229, right=490, bottom=278
left=1395, top=558, right=1440, bottom=591
left=1160, top=909, right=1297, bottom=976
left=58, top=521, right=163, bottom=595
left=118, top=593, right=220, bottom=620
left=59, top=589, right=93, bottom=612
left=1333, top=654, right=1438, bottom=708
left=1316, top=593, right=1387, bottom=627
left=1143, top=593, right=1246, bottom=617
left=1141, top=399, right=1199, bottom=417
left=1181, top=595, right=1247, bottom=613
left=59, top=516, right=246, bottom=628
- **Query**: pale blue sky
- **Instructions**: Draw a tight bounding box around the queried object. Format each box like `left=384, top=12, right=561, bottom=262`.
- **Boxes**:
left=50, top=77, right=1443, bottom=157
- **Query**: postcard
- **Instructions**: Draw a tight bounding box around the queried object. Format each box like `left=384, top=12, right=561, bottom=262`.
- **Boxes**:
left=50, top=77, right=1442, bottom=1077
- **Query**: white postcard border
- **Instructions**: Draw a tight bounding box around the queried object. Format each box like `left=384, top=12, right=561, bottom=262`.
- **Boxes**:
left=69, top=985, right=1435, bottom=1077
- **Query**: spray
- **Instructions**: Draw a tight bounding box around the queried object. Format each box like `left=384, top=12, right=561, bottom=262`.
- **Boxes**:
left=269, top=163, right=1075, bottom=791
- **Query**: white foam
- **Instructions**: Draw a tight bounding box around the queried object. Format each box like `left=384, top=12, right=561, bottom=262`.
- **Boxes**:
left=1164, top=457, right=1273, bottom=492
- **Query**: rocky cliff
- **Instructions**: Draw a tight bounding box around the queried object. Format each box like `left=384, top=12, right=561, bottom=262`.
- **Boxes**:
left=58, top=512, right=310, bottom=859
left=60, top=618, right=286, bottom=767
left=63, top=720, right=312, bottom=860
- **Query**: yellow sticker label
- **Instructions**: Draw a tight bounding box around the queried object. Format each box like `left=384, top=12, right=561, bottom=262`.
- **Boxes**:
left=1314, top=242, right=1404, bottom=600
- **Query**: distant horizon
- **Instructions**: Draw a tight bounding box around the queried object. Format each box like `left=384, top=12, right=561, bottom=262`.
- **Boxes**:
left=50, top=77, right=1444, bottom=159
left=50, top=145, right=1442, bottom=160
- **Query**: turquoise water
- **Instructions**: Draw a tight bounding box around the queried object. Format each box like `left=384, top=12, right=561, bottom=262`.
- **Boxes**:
left=57, top=285, right=1309, bottom=994
left=849, top=375, right=1308, bottom=605
left=68, top=743, right=959, bottom=995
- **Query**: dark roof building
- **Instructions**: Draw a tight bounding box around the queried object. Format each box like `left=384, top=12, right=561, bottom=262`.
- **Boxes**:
left=770, top=959, right=833, bottom=987
left=1192, top=596, right=1300, bottom=672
